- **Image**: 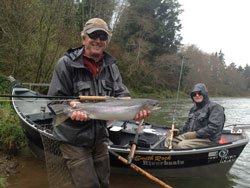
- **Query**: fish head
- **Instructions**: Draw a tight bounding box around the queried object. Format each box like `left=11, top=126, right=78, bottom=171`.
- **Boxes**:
left=143, top=100, right=161, bottom=111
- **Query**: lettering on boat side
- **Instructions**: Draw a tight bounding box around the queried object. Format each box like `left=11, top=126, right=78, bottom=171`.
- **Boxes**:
left=217, top=149, right=237, bottom=163
left=220, top=155, right=237, bottom=163
left=208, top=151, right=219, bottom=160
left=134, top=155, right=171, bottom=161
left=142, top=160, right=185, bottom=166
left=133, top=155, right=184, bottom=166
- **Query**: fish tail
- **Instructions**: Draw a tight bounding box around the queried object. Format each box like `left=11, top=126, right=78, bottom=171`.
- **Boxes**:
left=49, top=104, right=70, bottom=126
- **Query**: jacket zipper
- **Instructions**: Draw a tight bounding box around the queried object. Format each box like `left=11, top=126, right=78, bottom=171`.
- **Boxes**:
left=92, top=60, right=103, bottom=147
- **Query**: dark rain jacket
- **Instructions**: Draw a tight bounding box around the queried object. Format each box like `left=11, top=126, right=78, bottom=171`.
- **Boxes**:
left=179, top=83, right=225, bottom=143
left=48, top=46, right=131, bottom=147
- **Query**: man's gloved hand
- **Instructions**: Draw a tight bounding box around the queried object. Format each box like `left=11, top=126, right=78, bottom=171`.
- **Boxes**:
left=170, top=129, right=180, bottom=137
left=183, top=131, right=197, bottom=139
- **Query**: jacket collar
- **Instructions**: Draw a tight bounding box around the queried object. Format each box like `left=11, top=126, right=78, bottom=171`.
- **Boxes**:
left=64, top=46, right=116, bottom=68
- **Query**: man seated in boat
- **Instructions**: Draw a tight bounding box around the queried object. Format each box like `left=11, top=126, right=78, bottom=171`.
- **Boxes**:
left=165, top=83, right=225, bottom=149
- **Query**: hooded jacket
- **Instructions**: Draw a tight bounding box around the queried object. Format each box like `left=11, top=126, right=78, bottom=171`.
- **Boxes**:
left=48, top=46, right=130, bottom=147
left=179, top=83, right=225, bottom=143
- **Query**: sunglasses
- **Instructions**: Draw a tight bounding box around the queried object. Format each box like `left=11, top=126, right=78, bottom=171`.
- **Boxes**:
left=87, top=32, right=108, bottom=41
left=191, top=92, right=202, bottom=97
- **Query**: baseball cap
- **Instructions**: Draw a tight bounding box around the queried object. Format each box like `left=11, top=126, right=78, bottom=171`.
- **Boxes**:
left=83, top=18, right=111, bottom=36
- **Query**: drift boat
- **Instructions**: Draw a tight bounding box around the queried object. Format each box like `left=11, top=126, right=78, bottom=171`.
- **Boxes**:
left=8, top=78, right=249, bottom=178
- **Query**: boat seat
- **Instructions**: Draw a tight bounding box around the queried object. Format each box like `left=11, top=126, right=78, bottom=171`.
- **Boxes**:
left=129, top=133, right=159, bottom=148
left=26, top=112, right=53, bottom=122
left=109, top=128, right=160, bottom=148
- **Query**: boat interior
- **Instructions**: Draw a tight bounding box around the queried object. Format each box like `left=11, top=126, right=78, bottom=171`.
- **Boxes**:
left=11, top=87, right=248, bottom=151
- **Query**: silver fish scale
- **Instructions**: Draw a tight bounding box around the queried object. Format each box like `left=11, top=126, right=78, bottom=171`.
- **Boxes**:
left=71, top=99, right=159, bottom=121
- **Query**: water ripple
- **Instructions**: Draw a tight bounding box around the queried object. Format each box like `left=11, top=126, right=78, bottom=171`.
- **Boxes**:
left=147, top=97, right=250, bottom=188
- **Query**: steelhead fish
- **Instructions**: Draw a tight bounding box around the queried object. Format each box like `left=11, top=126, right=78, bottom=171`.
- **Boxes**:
left=49, top=99, right=160, bottom=126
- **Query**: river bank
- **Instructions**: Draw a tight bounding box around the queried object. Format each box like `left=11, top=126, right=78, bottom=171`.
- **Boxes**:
left=0, top=146, right=49, bottom=188
left=0, top=152, right=18, bottom=187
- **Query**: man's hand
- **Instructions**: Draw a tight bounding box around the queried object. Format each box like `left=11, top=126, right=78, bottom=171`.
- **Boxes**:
left=70, top=101, right=88, bottom=121
left=170, top=129, right=180, bottom=137
left=183, top=131, right=196, bottom=139
left=134, top=110, right=151, bottom=120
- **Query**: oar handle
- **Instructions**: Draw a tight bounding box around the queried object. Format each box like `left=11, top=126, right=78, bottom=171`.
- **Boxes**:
left=127, top=144, right=136, bottom=164
left=79, top=96, right=131, bottom=101
left=127, top=119, right=144, bottom=164
left=168, top=123, right=175, bottom=150
left=109, top=150, right=173, bottom=188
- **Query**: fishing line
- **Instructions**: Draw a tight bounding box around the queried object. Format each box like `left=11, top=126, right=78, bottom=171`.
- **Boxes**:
left=168, top=55, right=185, bottom=149
left=172, top=56, right=185, bottom=125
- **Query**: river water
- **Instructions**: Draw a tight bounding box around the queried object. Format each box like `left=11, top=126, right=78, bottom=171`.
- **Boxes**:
left=7, top=98, right=250, bottom=188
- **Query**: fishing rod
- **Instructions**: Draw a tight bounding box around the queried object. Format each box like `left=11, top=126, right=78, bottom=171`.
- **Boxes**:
left=168, top=56, right=185, bottom=150
left=0, top=94, right=131, bottom=101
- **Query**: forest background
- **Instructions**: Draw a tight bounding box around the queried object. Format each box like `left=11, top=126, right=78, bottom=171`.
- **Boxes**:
left=1, top=0, right=250, bottom=97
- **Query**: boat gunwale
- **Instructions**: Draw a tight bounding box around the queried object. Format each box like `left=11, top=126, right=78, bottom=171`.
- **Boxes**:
left=11, top=87, right=249, bottom=156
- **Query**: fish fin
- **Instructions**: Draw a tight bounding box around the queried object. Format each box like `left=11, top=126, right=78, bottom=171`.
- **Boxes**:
left=107, top=120, right=115, bottom=128
left=49, top=104, right=70, bottom=126
left=153, top=106, right=161, bottom=110
left=55, top=113, right=69, bottom=126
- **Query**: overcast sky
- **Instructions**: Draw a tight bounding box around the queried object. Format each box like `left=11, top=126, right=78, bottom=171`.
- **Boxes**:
left=178, top=0, right=250, bottom=67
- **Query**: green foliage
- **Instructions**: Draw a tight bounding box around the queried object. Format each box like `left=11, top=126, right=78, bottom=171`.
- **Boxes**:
left=181, top=45, right=248, bottom=96
left=114, top=0, right=183, bottom=56
left=0, top=102, right=25, bottom=153
left=0, top=0, right=79, bottom=83
left=243, top=64, right=250, bottom=89
left=129, top=85, right=184, bottom=99
left=0, top=75, right=11, bottom=94
left=140, top=85, right=155, bottom=94
left=0, top=177, right=8, bottom=188
left=0, top=0, right=249, bottom=97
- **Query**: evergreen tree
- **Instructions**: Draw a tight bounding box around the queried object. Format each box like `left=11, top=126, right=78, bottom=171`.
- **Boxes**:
left=237, top=65, right=244, bottom=73
left=114, top=0, right=183, bottom=57
left=244, top=64, right=250, bottom=89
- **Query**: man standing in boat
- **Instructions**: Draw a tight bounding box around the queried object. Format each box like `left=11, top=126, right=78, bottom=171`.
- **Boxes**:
left=48, top=18, right=150, bottom=188
left=165, top=83, right=225, bottom=149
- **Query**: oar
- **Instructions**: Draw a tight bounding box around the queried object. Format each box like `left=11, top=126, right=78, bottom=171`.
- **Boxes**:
left=0, top=94, right=131, bottom=101
left=109, top=150, right=173, bottom=188
left=127, top=119, right=144, bottom=164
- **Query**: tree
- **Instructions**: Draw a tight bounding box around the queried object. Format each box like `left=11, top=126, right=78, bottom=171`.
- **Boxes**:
left=0, top=0, right=79, bottom=83
left=181, top=45, right=247, bottom=96
left=237, top=65, right=244, bottom=73
left=218, top=49, right=225, bottom=65
left=243, top=64, right=250, bottom=89
left=110, top=0, right=183, bottom=91
left=113, top=0, right=183, bottom=57
left=75, top=0, right=117, bottom=31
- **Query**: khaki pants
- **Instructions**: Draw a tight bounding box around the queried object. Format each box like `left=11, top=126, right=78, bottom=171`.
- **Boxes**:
left=60, top=142, right=110, bottom=188
left=165, top=134, right=214, bottom=149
